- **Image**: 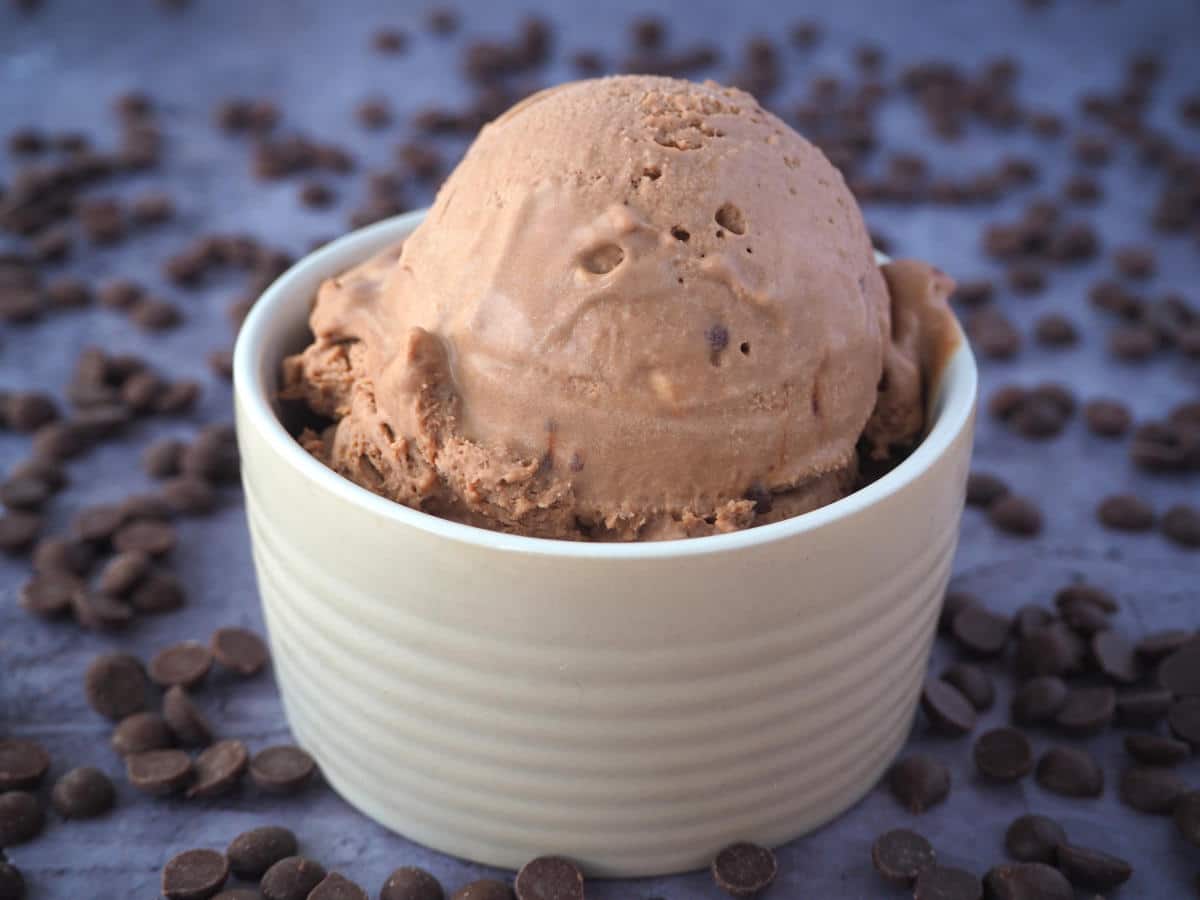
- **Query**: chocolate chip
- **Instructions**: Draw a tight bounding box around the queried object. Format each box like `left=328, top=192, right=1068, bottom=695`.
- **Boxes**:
left=1097, top=493, right=1155, bottom=531
left=1125, top=732, right=1190, bottom=766
left=96, top=550, right=150, bottom=596
left=1035, top=745, right=1103, bottom=797
left=1116, top=688, right=1173, bottom=727
left=1119, top=764, right=1188, bottom=814
left=50, top=766, right=115, bottom=819
left=130, top=569, right=187, bottom=614
left=1083, top=398, right=1132, bottom=437
left=514, top=856, right=583, bottom=900
left=425, top=6, right=459, bottom=35
left=1175, top=791, right=1200, bottom=846
left=988, top=495, right=1043, bottom=537
left=965, top=472, right=1008, bottom=508
left=4, top=391, right=58, bottom=432
left=18, top=571, right=81, bottom=618
left=210, top=627, right=269, bottom=676
left=308, top=873, right=368, bottom=900
left=0, top=511, right=42, bottom=554
left=953, top=279, right=994, bottom=306
left=1162, top=505, right=1200, bottom=549
left=1032, top=313, right=1077, bottom=347
left=73, top=588, right=135, bottom=631
left=1170, top=697, right=1200, bottom=746
left=44, top=276, right=92, bottom=309
left=941, top=663, right=994, bottom=711
left=449, top=881, right=510, bottom=900
left=870, top=828, right=934, bottom=886
left=98, top=277, right=143, bottom=310
left=912, top=865, right=981, bottom=900
left=0, top=856, right=24, bottom=900
left=112, top=712, right=173, bottom=756
left=973, top=727, right=1033, bottom=781
left=372, top=27, right=408, bottom=54
left=149, top=642, right=214, bottom=690
left=0, top=792, right=43, bottom=846
left=940, top=591, right=981, bottom=633
left=131, top=297, right=183, bottom=331
left=1054, top=843, right=1132, bottom=891
left=1056, top=596, right=1109, bottom=636
left=72, top=503, right=127, bottom=543
left=1091, top=631, right=1141, bottom=684
left=162, top=848, right=229, bottom=900
left=187, top=739, right=249, bottom=800
left=181, top=425, right=240, bottom=484
left=1004, top=814, right=1066, bottom=864
left=249, top=745, right=315, bottom=794
left=1158, top=639, right=1200, bottom=696
left=227, top=826, right=298, bottom=880
left=709, top=842, right=775, bottom=899
left=983, top=862, right=1072, bottom=900
left=163, top=686, right=212, bottom=747
left=968, top=307, right=1021, bottom=359
left=921, top=679, right=978, bottom=736
left=951, top=604, right=1011, bottom=657
left=1113, top=244, right=1155, bottom=280
left=1054, top=686, right=1115, bottom=735
left=261, top=857, right=327, bottom=900
left=0, top=739, right=50, bottom=791
left=157, top=380, right=201, bottom=415
left=0, top=475, right=51, bottom=511
left=356, top=99, right=392, bottom=130
left=113, top=519, right=177, bottom=556
left=1013, top=605, right=1053, bottom=640
left=84, top=652, right=148, bottom=720
left=1007, top=263, right=1045, bottom=296
left=379, top=867, right=443, bottom=900
left=127, top=749, right=193, bottom=795
left=888, top=754, right=950, bottom=813
left=1109, top=324, right=1158, bottom=360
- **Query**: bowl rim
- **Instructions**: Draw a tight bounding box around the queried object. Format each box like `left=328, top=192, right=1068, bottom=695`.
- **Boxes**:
left=233, top=209, right=978, bottom=560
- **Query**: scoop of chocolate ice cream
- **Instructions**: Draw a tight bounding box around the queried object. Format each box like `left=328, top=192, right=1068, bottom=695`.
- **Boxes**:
left=283, top=75, right=957, bottom=540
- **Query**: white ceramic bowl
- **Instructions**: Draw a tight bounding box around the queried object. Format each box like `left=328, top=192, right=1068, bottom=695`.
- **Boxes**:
left=233, top=210, right=977, bottom=878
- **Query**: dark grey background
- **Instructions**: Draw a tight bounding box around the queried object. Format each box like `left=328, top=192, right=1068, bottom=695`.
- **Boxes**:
left=2, top=0, right=1199, bottom=896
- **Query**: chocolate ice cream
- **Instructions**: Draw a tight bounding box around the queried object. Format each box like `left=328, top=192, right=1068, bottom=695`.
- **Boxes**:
left=282, top=75, right=958, bottom=540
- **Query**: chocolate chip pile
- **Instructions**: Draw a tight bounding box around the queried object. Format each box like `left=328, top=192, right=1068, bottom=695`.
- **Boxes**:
left=2, top=0, right=1198, bottom=897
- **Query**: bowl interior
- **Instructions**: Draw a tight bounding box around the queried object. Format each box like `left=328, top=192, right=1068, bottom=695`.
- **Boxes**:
left=233, top=211, right=978, bottom=560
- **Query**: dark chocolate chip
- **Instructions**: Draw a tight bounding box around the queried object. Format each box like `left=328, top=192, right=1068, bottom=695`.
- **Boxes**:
left=210, top=627, right=269, bottom=676
left=448, top=881, right=510, bottom=900
left=51, top=766, right=115, bottom=819
left=18, top=571, right=81, bottom=618
left=149, top=641, right=214, bottom=689
left=941, top=663, right=994, bottom=712
left=1159, top=641, right=1200, bottom=696
left=112, top=712, right=173, bottom=756
left=988, top=496, right=1043, bottom=536
left=1116, top=688, right=1173, bottom=727
left=1091, top=631, right=1141, bottom=683
left=73, top=589, right=135, bottom=631
left=1032, top=314, right=1077, bottom=347
left=1015, top=624, right=1084, bottom=678
left=1083, top=398, right=1131, bottom=437
left=130, top=570, right=187, bottom=614
left=1138, top=629, right=1195, bottom=662
left=912, top=865, right=981, bottom=900
left=379, top=867, right=443, bottom=900
left=0, top=739, right=50, bottom=791
left=163, top=686, right=213, bottom=747
left=1054, top=686, right=1115, bottom=735
left=1004, top=814, right=1066, bottom=864
left=921, top=679, right=978, bottom=735
left=97, top=550, right=150, bottom=596
left=308, top=873, right=368, bottom=900
left=249, top=745, right=315, bottom=794
left=710, top=842, right=775, bottom=899
left=1170, top=697, right=1200, bottom=746
left=1035, top=745, right=1103, bottom=797
left=187, top=739, right=249, bottom=800
left=965, top=472, right=1008, bottom=508
left=112, top=518, right=176, bottom=556
left=227, top=826, right=298, bottom=880
left=0, top=792, right=43, bottom=846
left=1124, top=733, right=1190, bottom=767
left=1162, top=505, right=1200, bottom=549
left=1097, top=494, right=1155, bottom=531
left=940, top=591, right=980, bottom=633
left=983, top=862, right=1072, bottom=900
left=1119, top=764, right=1188, bottom=814
left=952, top=605, right=1011, bottom=657
left=261, top=857, right=327, bottom=900
left=973, top=728, right=1034, bottom=781
left=84, top=652, right=148, bottom=720
left=515, top=856, right=584, bottom=900
left=871, top=828, right=934, bottom=886
left=162, top=848, right=229, bottom=900
left=888, top=754, right=950, bottom=813
left=0, top=856, right=24, bottom=900
left=0, top=511, right=42, bottom=553
left=127, top=749, right=193, bottom=795
left=1054, top=843, right=1132, bottom=891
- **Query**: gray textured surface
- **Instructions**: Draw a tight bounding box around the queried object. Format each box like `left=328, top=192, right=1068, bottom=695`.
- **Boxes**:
left=2, top=0, right=1199, bottom=896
